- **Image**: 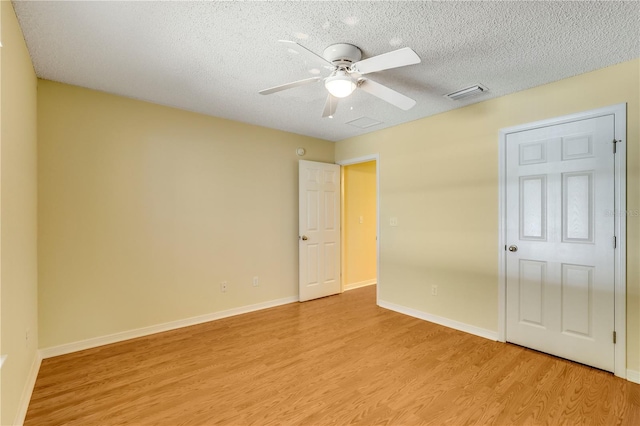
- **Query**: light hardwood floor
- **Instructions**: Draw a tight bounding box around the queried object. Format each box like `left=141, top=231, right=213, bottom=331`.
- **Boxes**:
left=26, top=285, right=639, bottom=425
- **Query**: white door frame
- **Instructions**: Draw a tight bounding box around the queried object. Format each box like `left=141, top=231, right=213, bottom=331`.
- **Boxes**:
left=336, top=154, right=380, bottom=303
left=498, top=103, right=627, bottom=379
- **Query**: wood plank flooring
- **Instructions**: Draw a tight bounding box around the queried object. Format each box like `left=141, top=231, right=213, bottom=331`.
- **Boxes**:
left=25, top=285, right=640, bottom=425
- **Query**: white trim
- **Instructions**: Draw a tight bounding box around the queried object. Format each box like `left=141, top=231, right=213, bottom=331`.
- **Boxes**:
left=336, top=154, right=381, bottom=305
left=336, top=154, right=379, bottom=166
left=40, top=296, right=298, bottom=359
left=612, top=104, right=627, bottom=379
left=344, top=279, right=376, bottom=291
left=14, top=351, right=43, bottom=426
left=627, top=370, right=640, bottom=384
left=498, top=103, right=627, bottom=379
left=378, top=299, right=498, bottom=341
left=499, top=103, right=628, bottom=135
left=498, top=118, right=507, bottom=342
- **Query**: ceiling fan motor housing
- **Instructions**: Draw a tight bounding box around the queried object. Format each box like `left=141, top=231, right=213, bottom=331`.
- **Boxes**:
left=323, top=43, right=362, bottom=68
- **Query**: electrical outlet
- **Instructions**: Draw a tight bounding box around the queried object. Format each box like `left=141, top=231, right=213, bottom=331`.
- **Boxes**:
left=431, top=285, right=438, bottom=296
left=220, top=281, right=228, bottom=293
left=390, top=217, right=398, bottom=226
left=252, top=276, right=259, bottom=287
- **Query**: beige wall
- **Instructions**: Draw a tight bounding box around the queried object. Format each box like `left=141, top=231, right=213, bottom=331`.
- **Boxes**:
left=0, top=1, right=39, bottom=424
left=342, top=161, right=377, bottom=287
left=37, top=80, right=335, bottom=348
left=335, top=59, right=640, bottom=371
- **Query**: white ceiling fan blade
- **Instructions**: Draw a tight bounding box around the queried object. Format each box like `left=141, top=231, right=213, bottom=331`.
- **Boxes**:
left=279, top=40, right=333, bottom=68
left=352, top=47, right=421, bottom=74
left=259, top=77, right=321, bottom=95
left=322, top=94, right=338, bottom=118
left=359, top=79, right=416, bottom=110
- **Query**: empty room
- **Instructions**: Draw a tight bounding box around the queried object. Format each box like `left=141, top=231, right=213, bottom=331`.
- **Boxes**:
left=2, top=1, right=639, bottom=425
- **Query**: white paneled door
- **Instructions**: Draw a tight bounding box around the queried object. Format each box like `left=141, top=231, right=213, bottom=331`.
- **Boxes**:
left=506, top=115, right=615, bottom=371
left=299, top=160, right=341, bottom=302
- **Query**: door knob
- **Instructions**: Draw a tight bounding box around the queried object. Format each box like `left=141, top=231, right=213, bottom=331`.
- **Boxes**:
left=508, top=245, right=518, bottom=252
left=301, top=235, right=308, bottom=241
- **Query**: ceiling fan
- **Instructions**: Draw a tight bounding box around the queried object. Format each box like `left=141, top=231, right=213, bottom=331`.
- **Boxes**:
left=259, top=40, right=421, bottom=118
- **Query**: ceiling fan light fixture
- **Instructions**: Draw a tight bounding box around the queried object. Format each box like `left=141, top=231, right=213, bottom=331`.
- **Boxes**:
left=325, top=71, right=356, bottom=98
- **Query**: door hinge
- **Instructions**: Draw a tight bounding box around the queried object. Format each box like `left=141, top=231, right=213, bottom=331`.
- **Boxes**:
left=614, top=236, right=617, bottom=249
left=613, top=139, right=621, bottom=154
left=613, top=331, right=617, bottom=344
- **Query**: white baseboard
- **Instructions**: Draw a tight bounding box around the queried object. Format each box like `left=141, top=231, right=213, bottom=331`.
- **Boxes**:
left=40, top=296, right=298, bottom=359
left=14, top=351, right=43, bottom=426
left=378, top=299, right=499, bottom=341
left=344, top=279, right=376, bottom=292
left=627, top=369, right=640, bottom=384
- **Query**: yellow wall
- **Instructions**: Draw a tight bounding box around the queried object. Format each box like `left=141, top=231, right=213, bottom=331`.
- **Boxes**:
left=0, top=1, right=39, bottom=424
left=343, top=161, right=377, bottom=287
left=37, top=80, right=335, bottom=349
left=335, top=59, right=640, bottom=371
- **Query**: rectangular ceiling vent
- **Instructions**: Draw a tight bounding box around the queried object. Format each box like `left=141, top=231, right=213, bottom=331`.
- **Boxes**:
left=444, top=84, right=489, bottom=101
left=346, top=116, right=383, bottom=129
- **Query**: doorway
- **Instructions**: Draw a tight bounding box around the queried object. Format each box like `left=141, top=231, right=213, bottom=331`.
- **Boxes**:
left=338, top=156, right=379, bottom=300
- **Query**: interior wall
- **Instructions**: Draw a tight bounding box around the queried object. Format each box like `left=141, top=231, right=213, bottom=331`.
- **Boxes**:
left=335, top=59, right=640, bottom=372
left=0, top=1, right=39, bottom=424
left=37, top=80, right=335, bottom=349
left=343, top=161, right=377, bottom=288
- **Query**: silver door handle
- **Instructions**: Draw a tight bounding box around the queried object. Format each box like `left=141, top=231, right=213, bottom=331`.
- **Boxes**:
left=301, top=235, right=308, bottom=241
left=508, top=245, right=518, bottom=252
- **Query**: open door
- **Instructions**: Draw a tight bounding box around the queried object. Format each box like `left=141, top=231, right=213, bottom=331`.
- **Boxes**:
left=299, top=160, right=341, bottom=302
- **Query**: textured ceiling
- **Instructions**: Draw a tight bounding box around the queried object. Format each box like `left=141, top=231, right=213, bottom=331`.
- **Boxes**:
left=12, top=1, right=640, bottom=142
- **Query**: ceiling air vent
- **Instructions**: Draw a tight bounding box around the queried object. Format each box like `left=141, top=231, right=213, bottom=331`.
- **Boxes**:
left=444, top=84, right=488, bottom=101
left=346, top=116, right=383, bottom=129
